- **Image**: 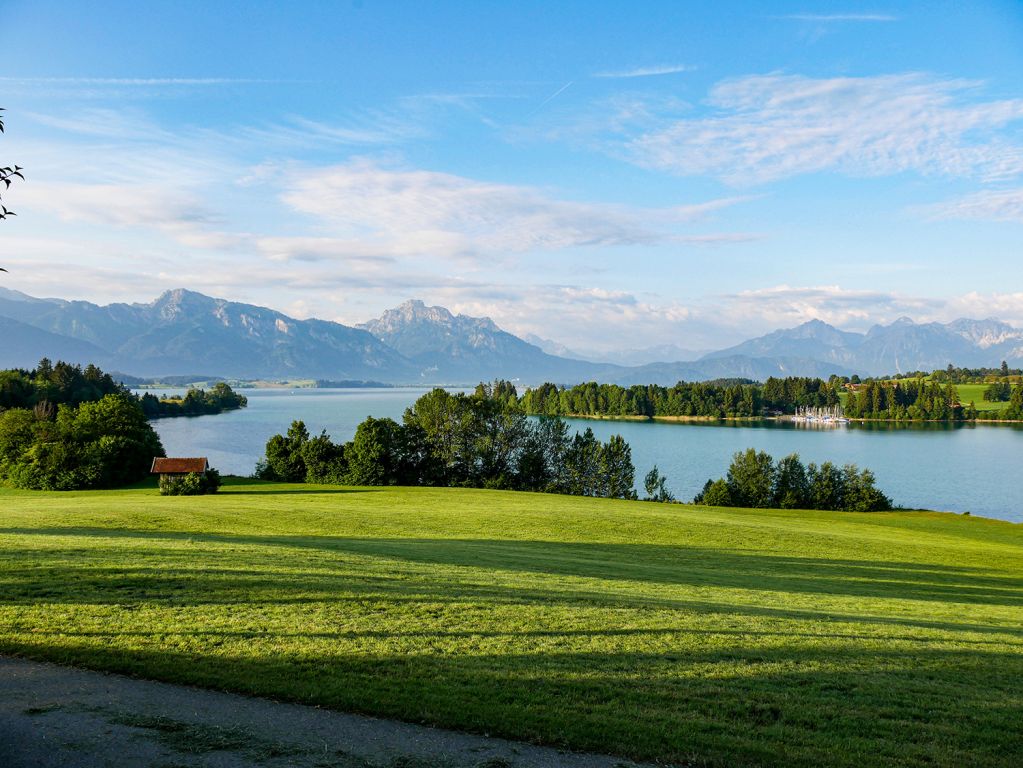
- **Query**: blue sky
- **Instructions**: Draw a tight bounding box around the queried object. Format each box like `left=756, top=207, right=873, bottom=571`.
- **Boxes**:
left=2, top=0, right=1022, bottom=351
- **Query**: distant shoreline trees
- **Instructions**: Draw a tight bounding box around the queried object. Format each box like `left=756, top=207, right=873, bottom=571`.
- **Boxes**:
left=0, top=360, right=247, bottom=419
left=138, top=382, right=247, bottom=418
left=518, top=374, right=1023, bottom=423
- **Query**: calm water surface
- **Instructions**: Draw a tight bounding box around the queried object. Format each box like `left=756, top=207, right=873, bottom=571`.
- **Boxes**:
left=143, top=388, right=1023, bottom=523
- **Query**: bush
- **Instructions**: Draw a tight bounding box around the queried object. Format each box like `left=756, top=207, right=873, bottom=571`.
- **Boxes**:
left=701, top=478, right=733, bottom=506
left=159, top=468, right=221, bottom=496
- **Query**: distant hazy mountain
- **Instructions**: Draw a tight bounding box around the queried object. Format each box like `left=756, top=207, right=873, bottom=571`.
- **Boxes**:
left=604, top=354, right=853, bottom=386
left=358, top=300, right=611, bottom=383
left=3, top=286, right=1023, bottom=383
left=701, top=316, right=1023, bottom=376
left=703, top=318, right=862, bottom=367
left=0, top=314, right=112, bottom=370
left=0, top=288, right=414, bottom=380
left=524, top=333, right=704, bottom=367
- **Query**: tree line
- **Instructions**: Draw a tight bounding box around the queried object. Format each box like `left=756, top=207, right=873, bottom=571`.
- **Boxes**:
left=0, top=359, right=247, bottom=419
left=138, top=382, right=247, bottom=418
left=844, top=377, right=1023, bottom=421
left=694, top=449, right=892, bottom=512
left=256, top=384, right=638, bottom=499
left=519, top=377, right=840, bottom=419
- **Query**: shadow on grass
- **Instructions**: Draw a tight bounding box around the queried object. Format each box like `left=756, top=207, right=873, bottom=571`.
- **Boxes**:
left=2, top=640, right=1021, bottom=768
left=218, top=488, right=381, bottom=495
left=2, top=527, right=1022, bottom=607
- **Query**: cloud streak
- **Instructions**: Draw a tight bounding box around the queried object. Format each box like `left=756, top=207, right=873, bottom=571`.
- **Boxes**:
left=919, top=187, right=1023, bottom=223
left=619, top=73, right=1023, bottom=184
left=594, top=64, right=692, bottom=79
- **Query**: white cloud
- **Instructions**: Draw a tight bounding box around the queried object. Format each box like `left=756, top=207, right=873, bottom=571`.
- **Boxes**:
left=622, top=73, right=1023, bottom=184
left=278, top=159, right=752, bottom=259
left=918, top=187, right=1023, bottom=223
left=594, top=64, right=693, bottom=79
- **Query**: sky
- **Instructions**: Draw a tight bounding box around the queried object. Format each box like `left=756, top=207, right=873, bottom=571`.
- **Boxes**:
left=1, top=0, right=1022, bottom=352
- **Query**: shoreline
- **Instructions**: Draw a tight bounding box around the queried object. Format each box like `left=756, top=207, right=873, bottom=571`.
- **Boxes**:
left=545, top=412, right=1023, bottom=426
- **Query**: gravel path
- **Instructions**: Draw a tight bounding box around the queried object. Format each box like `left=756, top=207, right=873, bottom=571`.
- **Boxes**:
left=0, top=656, right=650, bottom=768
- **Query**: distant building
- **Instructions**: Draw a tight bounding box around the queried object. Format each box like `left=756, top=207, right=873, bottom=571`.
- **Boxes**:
left=151, top=457, right=209, bottom=482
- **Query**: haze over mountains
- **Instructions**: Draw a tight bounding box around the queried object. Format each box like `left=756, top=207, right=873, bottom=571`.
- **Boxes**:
left=1, top=286, right=1021, bottom=385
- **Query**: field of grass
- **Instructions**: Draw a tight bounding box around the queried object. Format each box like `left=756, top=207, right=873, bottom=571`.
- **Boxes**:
left=1, top=480, right=1021, bottom=767
left=956, top=383, right=1010, bottom=413
left=838, top=383, right=1010, bottom=414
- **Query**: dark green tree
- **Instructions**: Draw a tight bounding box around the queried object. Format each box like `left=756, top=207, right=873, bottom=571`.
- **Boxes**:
left=726, top=448, right=776, bottom=508
left=643, top=465, right=675, bottom=502
left=600, top=434, right=636, bottom=500
left=773, top=453, right=810, bottom=509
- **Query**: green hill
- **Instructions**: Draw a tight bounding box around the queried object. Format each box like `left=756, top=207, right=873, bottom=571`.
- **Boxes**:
left=1, top=480, right=1020, bottom=767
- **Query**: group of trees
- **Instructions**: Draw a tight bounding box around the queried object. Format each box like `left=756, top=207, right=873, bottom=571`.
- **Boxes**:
left=256, top=384, right=638, bottom=499
left=694, top=449, right=892, bottom=512
left=519, top=377, right=839, bottom=420
left=138, top=382, right=247, bottom=418
left=843, top=379, right=978, bottom=421
left=0, top=359, right=124, bottom=410
left=0, top=360, right=167, bottom=490
left=0, top=360, right=247, bottom=420
left=0, top=392, right=164, bottom=490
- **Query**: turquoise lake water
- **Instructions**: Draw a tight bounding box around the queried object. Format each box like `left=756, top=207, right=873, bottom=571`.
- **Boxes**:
left=143, top=388, right=1023, bottom=523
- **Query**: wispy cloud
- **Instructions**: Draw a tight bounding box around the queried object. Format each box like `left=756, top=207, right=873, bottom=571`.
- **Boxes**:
left=594, top=64, right=693, bottom=79
left=777, top=13, right=899, bottom=22
left=277, top=159, right=753, bottom=260
left=620, top=73, right=1023, bottom=184
left=918, top=187, right=1023, bottom=223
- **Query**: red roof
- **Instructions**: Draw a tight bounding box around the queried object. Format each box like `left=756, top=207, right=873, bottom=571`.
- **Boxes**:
left=151, top=457, right=209, bottom=474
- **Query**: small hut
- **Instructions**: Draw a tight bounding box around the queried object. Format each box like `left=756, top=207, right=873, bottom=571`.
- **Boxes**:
left=151, top=457, right=209, bottom=482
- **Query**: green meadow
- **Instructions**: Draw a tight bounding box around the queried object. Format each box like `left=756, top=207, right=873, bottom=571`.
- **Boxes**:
left=1, top=480, right=1021, bottom=767
left=838, top=383, right=1010, bottom=414
left=956, top=383, right=1010, bottom=413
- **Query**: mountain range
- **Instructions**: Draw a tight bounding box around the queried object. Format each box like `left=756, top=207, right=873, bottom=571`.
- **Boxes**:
left=1, top=286, right=1021, bottom=385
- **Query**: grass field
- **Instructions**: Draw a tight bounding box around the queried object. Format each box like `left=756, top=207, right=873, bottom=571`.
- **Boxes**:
left=956, top=383, right=1010, bottom=413
left=838, top=383, right=1011, bottom=414
left=1, top=480, right=1021, bottom=767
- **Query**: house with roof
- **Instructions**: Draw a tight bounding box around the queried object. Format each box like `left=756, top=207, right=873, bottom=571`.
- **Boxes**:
left=151, top=457, right=209, bottom=482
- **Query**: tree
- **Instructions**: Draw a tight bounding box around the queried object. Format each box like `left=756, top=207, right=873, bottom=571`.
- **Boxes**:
left=807, top=461, right=845, bottom=511
left=701, top=479, right=733, bottom=507
left=773, top=453, right=809, bottom=509
left=600, top=434, right=636, bottom=500
left=259, top=420, right=309, bottom=481
left=1, top=108, right=24, bottom=225
left=726, top=448, right=776, bottom=508
left=517, top=416, right=569, bottom=492
left=643, top=465, right=675, bottom=503
left=343, top=416, right=402, bottom=485
left=562, top=428, right=603, bottom=496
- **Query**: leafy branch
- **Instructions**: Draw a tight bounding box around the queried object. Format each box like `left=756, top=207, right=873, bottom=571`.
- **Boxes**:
left=0, top=107, right=24, bottom=222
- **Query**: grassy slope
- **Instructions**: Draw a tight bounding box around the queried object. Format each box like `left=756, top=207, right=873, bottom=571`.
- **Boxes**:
left=1, top=480, right=1021, bottom=767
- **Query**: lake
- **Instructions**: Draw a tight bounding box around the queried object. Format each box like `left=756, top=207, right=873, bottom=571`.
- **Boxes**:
left=143, top=388, right=1023, bottom=523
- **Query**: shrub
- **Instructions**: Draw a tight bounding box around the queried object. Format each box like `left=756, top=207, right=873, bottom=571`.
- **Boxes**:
left=159, top=468, right=221, bottom=496
left=701, top=478, right=733, bottom=507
